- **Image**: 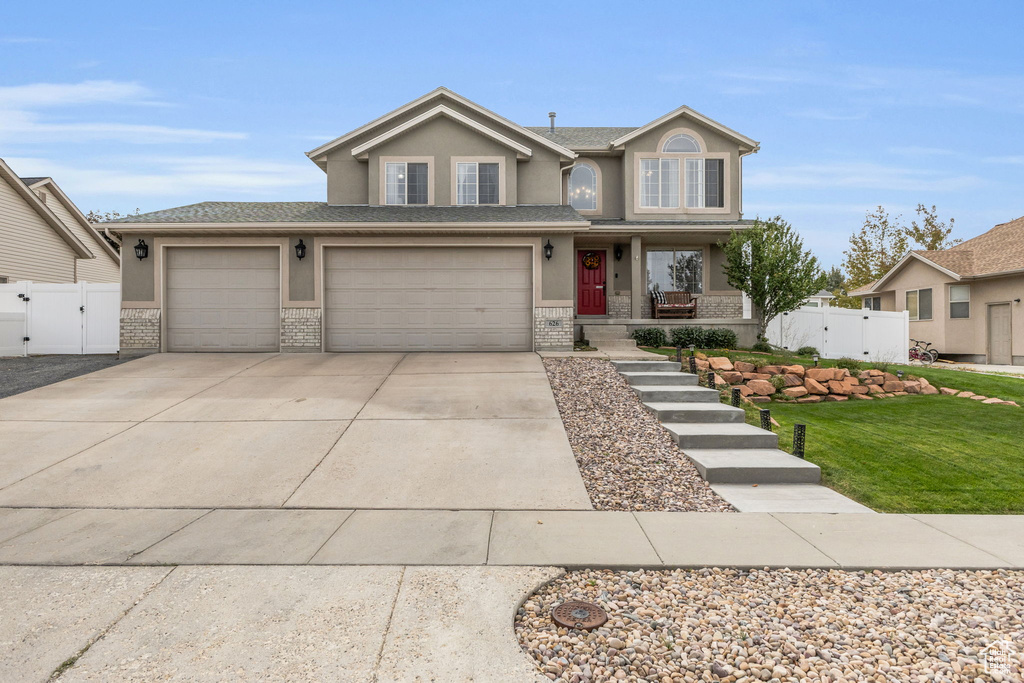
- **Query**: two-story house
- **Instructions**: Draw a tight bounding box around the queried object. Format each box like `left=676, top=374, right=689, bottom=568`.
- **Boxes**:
left=111, top=87, right=759, bottom=353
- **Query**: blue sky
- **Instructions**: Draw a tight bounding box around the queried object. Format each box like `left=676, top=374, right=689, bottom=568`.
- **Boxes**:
left=2, top=0, right=1021, bottom=267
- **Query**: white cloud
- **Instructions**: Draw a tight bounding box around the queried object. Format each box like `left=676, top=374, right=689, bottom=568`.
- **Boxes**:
left=0, top=80, right=153, bottom=107
left=745, top=162, right=983, bottom=193
left=983, top=155, right=1024, bottom=165
left=5, top=156, right=323, bottom=198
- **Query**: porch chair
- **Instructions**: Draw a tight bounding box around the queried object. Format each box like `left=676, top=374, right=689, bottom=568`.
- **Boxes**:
left=651, top=290, right=697, bottom=319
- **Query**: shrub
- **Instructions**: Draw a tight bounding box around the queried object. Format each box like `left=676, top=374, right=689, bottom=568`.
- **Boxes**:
left=751, top=340, right=773, bottom=353
left=669, top=326, right=738, bottom=350
left=836, top=357, right=862, bottom=371
left=769, top=374, right=787, bottom=390
left=796, top=346, right=820, bottom=356
left=871, top=361, right=890, bottom=373
left=631, top=327, right=667, bottom=348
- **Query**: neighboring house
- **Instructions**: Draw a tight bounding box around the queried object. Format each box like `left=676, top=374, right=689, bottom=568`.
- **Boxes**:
left=803, top=290, right=835, bottom=308
left=108, top=87, right=760, bottom=353
left=0, top=158, right=121, bottom=284
left=852, top=215, right=1024, bottom=365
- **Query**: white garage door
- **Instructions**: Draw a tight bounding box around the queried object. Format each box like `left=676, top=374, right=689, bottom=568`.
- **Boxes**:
left=324, top=247, right=532, bottom=351
left=165, top=247, right=280, bottom=352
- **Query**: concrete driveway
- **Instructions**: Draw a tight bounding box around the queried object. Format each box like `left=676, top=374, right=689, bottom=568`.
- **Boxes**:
left=0, top=352, right=591, bottom=510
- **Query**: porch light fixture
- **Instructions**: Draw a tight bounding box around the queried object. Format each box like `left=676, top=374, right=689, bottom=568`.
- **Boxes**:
left=134, top=239, right=149, bottom=260
left=294, top=239, right=307, bottom=260
left=543, top=240, right=554, bottom=260
left=614, top=244, right=623, bottom=261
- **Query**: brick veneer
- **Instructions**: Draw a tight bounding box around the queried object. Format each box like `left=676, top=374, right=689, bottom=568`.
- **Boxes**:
left=534, top=307, right=573, bottom=351
left=281, top=308, right=322, bottom=352
left=119, top=308, right=160, bottom=350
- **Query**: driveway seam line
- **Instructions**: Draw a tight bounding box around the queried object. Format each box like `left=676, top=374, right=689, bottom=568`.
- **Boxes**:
left=0, top=508, right=82, bottom=547
left=305, top=510, right=357, bottom=564
left=631, top=513, right=666, bottom=566
left=484, top=510, right=495, bottom=565
left=908, top=514, right=1017, bottom=566
left=370, top=566, right=406, bottom=683
left=49, top=565, right=178, bottom=680
left=123, top=509, right=216, bottom=563
left=768, top=513, right=843, bottom=567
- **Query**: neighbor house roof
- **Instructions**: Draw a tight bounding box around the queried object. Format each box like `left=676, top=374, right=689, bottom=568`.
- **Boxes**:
left=0, top=159, right=93, bottom=258
left=21, top=176, right=120, bottom=264
left=108, top=202, right=586, bottom=225
left=853, top=215, right=1024, bottom=295
left=18, top=176, right=49, bottom=186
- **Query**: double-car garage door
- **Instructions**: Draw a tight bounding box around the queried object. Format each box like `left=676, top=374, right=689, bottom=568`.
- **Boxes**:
left=163, top=246, right=532, bottom=352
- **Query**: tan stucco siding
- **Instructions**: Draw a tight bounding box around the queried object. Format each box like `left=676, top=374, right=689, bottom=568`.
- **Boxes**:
left=622, top=116, right=743, bottom=222
left=883, top=258, right=951, bottom=350
left=943, top=275, right=1023, bottom=359
left=0, top=177, right=77, bottom=282
left=326, top=157, right=368, bottom=205
left=35, top=187, right=120, bottom=283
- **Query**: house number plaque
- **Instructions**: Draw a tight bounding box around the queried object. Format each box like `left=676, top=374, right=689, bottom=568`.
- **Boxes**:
left=546, top=320, right=562, bottom=327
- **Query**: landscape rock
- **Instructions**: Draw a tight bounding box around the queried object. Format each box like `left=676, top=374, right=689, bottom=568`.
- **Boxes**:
left=958, top=391, right=975, bottom=398
left=940, top=387, right=958, bottom=395
left=759, top=365, right=782, bottom=375
left=883, top=372, right=900, bottom=383
left=835, top=368, right=851, bottom=379
left=719, top=371, right=744, bottom=385
left=970, top=395, right=988, bottom=401
left=748, top=396, right=772, bottom=403
left=695, top=359, right=710, bottom=371
left=782, top=386, right=809, bottom=398
left=742, top=372, right=772, bottom=381
left=851, top=394, right=873, bottom=400
left=797, top=396, right=824, bottom=403
left=883, top=380, right=904, bottom=392
left=921, top=385, right=940, bottom=395
left=708, top=357, right=734, bottom=372
left=733, top=360, right=757, bottom=373
left=746, top=379, right=776, bottom=396
left=849, top=384, right=870, bottom=394
left=781, top=364, right=805, bottom=377
left=780, top=373, right=804, bottom=387
left=824, top=395, right=848, bottom=402
left=735, top=384, right=754, bottom=397
left=982, top=397, right=1004, bottom=404
left=827, top=380, right=852, bottom=395
left=804, top=378, right=829, bottom=395
left=805, top=367, right=834, bottom=382
left=865, top=368, right=884, bottom=377
left=902, top=381, right=921, bottom=394
left=860, top=375, right=884, bottom=385
left=892, top=391, right=909, bottom=396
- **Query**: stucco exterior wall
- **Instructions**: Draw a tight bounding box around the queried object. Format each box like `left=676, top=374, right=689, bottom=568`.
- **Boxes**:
left=881, top=258, right=952, bottom=351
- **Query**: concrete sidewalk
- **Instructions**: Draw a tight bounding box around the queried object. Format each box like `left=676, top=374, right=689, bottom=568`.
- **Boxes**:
left=2, top=507, right=1023, bottom=570
left=0, top=564, right=555, bottom=683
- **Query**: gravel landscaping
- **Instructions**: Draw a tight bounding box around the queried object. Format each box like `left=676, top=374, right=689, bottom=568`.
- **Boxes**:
left=517, top=567, right=1024, bottom=682
left=543, top=358, right=731, bottom=512
left=0, top=354, right=131, bottom=399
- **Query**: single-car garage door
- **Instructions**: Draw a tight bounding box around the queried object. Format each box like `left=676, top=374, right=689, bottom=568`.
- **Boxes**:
left=165, top=247, right=280, bottom=352
left=324, top=247, right=532, bottom=351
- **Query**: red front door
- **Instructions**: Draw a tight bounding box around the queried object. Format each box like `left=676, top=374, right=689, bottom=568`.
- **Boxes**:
left=577, top=250, right=607, bottom=315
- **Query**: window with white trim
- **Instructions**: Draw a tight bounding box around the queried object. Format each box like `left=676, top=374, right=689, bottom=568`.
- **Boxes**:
left=568, top=163, right=597, bottom=211
left=456, top=162, right=499, bottom=205
left=646, top=249, right=703, bottom=293
left=640, top=159, right=679, bottom=208
left=662, top=133, right=701, bottom=153
left=906, top=288, right=933, bottom=321
left=863, top=296, right=882, bottom=311
left=684, top=158, right=724, bottom=208
left=385, top=162, right=428, bottom=205
left=949, top=285, right=970, bottom=318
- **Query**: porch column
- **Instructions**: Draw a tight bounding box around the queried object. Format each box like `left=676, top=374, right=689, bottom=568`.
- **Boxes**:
left=630, top=234, right=643, bottom=319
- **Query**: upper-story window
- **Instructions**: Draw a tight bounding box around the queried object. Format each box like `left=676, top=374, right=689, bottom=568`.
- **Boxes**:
left=662, top=134, right=701, bottom=153
left=569, top=163, right=597, bottom=211
left=640, top=159, right=680, bottom=208
left=638, top=129, right=726, bottom=211
left=685, top=158, right=724, bottom=208
left=456, top=162, right=499, bottom=205
left=385, top=162, right=428, bottom=205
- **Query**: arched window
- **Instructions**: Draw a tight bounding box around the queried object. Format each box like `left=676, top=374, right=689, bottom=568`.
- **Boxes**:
left=662, top=133, right=701, bottom=153
left=569, top=163, right=597, bottom=211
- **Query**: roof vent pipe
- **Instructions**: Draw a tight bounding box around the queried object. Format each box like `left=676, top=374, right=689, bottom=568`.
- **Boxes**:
left=548, top=112, right=556, bottom=133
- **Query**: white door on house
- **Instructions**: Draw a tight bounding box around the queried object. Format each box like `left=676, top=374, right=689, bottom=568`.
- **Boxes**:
left=988, top=303, right=1012, bottom=365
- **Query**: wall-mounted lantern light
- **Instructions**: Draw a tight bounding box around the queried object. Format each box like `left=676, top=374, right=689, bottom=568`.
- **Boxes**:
left=614, top=244, right=623, bottom=261
left=543, top=240, right=554, bottom=261
left=294, top=239, right=307, bottom=260
left=134, top=239, right=149, bottom=260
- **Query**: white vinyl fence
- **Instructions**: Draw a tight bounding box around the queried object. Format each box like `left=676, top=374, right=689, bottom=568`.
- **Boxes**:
left=766, top=306, right=909, bottom=363
left=0, top=282, right=120, bottom=357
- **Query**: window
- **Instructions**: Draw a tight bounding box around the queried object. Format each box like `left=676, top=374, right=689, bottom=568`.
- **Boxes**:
left=662, top=133, right=701, bottom=153
left=647, top=249, right=703, bottom=293
left=568, top=164, right=597, bottom=211
left=684, top=158, right=724, bottom=208
left=456, top=162, right=499, bottom=205
left=949, top=285, right=970, bottom=318
left=805, top=301, right=820, bottom=307
left=906, top=288, right=933, bottom=321
left=0, top=276, right=7, bottom=284
left=639, top=159, right=679, bottom=208
left=863, top=296, right=882, bottom=311
left=384, top=162, right=428, bottom=205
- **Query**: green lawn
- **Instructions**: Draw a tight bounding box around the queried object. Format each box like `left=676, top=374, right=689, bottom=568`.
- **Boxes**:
left=639, top=345, right=1024, bottom=513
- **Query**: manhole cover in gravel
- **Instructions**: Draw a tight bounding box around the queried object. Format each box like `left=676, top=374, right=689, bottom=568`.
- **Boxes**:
left=551, top=601, right=608, bottom=630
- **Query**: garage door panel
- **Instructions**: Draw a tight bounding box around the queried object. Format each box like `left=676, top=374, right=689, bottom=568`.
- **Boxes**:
left=166, top=247, right=280, bottom=352
left=325, top=247, right=532, bottom=352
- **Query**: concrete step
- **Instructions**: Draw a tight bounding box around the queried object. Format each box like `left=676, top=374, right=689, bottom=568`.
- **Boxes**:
left=710, top=483, right=874, bottom=513
left=643, top=402, right=745, bottom=423
left=621, top=372, right=698, bottom=386
left=664, top=422, right=779, bottom=449
left=683, top=448, right=821, bottom=484
left=582, top=324, right=628, bottom=339
left=612, top=360, right=678, bottom=372
left=592, top=340, right=637, bottom=349
left=632, top=385, right=721, bottom=403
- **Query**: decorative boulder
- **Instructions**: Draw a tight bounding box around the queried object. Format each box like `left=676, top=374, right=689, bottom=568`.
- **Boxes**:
left=781, top=374, right=804, bottom=387
left=736, top=384, right=754, bottom=397
left=849, top=384, right=870, bottom=394
left=921, top=385, right=940, bottom=395
left=759, top=365, right=782, bottom=375
left=883, top=372, right=900, bottom=383
left=748, top=396, right=772, bottom=403
left=746, top=379, right=776, bottom=396
left=743, top=372, right=772, bottom=381
left=781, top=364, right=805, bottom=377
left=825, top=395, right=849, bottom=402
left=733, top=360, right=757, bottom=373
left=804, top=378, right=829, bottom=395
left=851, top=394, right=873, bottom=400
left=902, top=381, right=921, bottom=394
left=696, top=359, right=710, bottom=371
left=797, top=395, right=824, bottom=403
left=720, top=371, right=744, bottom=385
left=940, top=387, right=958, bottom=395
left=782, top=386, right=808, bottom=398
left=970, top=395, right=988, bottom=401
left=835, top=368, right=851, bottom=379
left=957, top=391, right=975, bottom=398
left=882, top=380, right=904, bottom=392
left=827, top=380, right=852, bottom=395
left=708, top=357, right=734, bottom=372
left=860, top=375, right=884, bottom=385
left=806, top=367, right=834, bottom=383
left=867, top=384, right=883, bottom=394
left=865, top=369, right=884, bottom=377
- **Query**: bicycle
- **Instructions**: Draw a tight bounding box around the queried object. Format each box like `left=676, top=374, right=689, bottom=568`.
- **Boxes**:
left=909, top=339, right=939, bottom=365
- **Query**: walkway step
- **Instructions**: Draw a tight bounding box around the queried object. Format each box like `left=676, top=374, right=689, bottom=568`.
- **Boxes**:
left=643, top=402, right=745, bottom=423
left=592, top=340, right=637, bottom=350
left=612, top=360, right=677, bottom=372
left=711, top=484, right=874, bottom=513
left=622, top=372, right=698, bottom=386
left=664, top=422, right=779, bottom=449
left=683, top=448, right=821, bottom=484
left=583, top=325, right=629, bottom=339
left=632, top=385, right=721, bottom=403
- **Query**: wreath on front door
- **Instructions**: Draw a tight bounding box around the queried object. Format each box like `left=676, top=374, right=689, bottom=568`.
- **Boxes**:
left=582, top=252, right=601, bottom=270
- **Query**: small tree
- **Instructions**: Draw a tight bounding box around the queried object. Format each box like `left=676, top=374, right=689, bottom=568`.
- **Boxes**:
left=906, top=204, right=960, bottom=251
left=720, top=216, right=826, bottom=343
left=842, top=206, right=909, bottom=291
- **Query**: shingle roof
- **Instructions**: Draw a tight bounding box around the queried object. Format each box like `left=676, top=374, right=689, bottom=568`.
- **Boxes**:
left=590, top=219, right=755, bottom=226
left=524, top=127, right=637, bottom=149
left=107, top=202, right=586, bottom=224
left=848, top=280, right=878, bottom=295
left=915, top=215, right=1024, bottom=277
left=19, top=176, right=49, bottom=186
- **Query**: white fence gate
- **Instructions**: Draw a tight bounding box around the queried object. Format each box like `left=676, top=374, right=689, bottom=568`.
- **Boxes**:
left=0, top=282, right=120, bottom=357
left=766, top=306, right=909, bottom=363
